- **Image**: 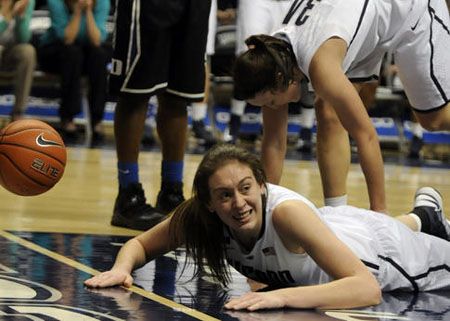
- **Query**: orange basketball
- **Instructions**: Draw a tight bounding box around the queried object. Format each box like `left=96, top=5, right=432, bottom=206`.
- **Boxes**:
left=0, top=119, right=67, bottom=196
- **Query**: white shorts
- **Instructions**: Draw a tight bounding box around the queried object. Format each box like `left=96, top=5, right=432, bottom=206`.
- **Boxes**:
left=393, top=0, right=450, bottom=111
left=235, top=0, right=293, bottom=55
left=320, top=206, right=450, bottom=291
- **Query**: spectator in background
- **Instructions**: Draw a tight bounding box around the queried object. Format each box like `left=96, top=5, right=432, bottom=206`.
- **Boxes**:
left=37, top=0, right=110, bottom=143
left=0, top=0, right=36, bottom=121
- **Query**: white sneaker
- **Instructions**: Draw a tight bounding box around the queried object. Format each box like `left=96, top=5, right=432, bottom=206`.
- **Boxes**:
left=414, top=187, right=450, bottom=240
left=222, top=126, right=234, bottom=143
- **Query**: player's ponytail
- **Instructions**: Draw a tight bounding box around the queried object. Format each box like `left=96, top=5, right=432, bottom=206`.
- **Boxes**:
left=234, top=34, right=299, bottom=100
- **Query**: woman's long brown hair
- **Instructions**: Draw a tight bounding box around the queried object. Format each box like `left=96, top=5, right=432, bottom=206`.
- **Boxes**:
left=168, top=144, right=267, bottom=286
left=233, top=34, right=301, bottom=100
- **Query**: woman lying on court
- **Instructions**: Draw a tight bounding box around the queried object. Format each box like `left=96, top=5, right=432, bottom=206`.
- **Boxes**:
left=85, top=144, right=450, bottom=310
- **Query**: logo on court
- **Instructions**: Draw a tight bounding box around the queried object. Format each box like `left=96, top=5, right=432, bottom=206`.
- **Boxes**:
left=36, top=133, right=64, bottom=148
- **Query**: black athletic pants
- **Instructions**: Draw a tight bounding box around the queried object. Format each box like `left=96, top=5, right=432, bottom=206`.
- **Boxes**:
left=38, top=41, right=109, bottom=127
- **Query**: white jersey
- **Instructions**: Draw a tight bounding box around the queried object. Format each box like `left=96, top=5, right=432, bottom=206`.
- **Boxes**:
left=274, top=0, right=450, bottom=110
left=236, top=0, right=294, bottom=55
left=224, top=183, right=450, bottom=291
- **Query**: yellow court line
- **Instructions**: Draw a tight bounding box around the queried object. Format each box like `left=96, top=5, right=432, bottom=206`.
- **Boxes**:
left=0, top=230, right=220, bottom=321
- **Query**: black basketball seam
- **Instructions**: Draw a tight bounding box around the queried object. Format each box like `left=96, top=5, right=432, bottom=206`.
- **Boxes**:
left=0, top=152, right=53, bottom=188
left=0, top=143, right=66, bottom=167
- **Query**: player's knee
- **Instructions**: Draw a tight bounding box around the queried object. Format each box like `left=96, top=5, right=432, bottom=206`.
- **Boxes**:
left=414, top=104, right=450, bottom=131
left=420, top=122, right=437, bottom=132
left=418, top=117, right=446, bottom=132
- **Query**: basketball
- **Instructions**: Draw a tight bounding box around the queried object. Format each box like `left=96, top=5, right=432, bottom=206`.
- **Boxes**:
left=0, top=119, right=67, bottom=196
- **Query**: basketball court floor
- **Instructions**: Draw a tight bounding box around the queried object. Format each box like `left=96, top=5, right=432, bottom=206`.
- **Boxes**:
left=1, top=145, right=449, bottom=321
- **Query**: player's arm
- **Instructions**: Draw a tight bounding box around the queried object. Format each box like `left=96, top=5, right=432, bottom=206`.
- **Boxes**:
left=310, top=38, right=386, bottom=212
left=225, top=201, right=381, bottom=310
left=261, top=104, right=289, bottom=184
left=84, top=217, right=176, bottom=288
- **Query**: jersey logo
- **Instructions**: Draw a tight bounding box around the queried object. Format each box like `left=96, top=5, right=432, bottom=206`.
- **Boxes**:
left=283, top=0, right=322, bottom=26
left=36, top=133, right=64, bottom=148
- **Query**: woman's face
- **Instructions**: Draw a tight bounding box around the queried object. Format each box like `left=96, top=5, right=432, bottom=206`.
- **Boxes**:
left=247, top=81, right=301, bottom=110
left=207, top=161, right=265, bottom=241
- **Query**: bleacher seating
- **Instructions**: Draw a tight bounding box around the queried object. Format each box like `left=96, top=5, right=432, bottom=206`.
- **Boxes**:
left=0, top=10, right=115, bottom=143
left=0, top=10, right=448, bottom=150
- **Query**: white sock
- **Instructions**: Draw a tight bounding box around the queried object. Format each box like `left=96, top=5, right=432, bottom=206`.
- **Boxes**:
left=300, top=107, right=315, bottom=129
left=192, top=102, right=208, bottom=121
left=231, top=99, right=246, bottom=116
left=410, top=122, right=424, bottom=138
left=324, top=195, right=348, bottom=207
left=408, top=213, right=422, bottom=232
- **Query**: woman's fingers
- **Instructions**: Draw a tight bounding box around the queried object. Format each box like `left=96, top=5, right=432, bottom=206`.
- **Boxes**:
left=84, top=271, right=133, bottom=288
left=225, top=292, right=285, bottom=311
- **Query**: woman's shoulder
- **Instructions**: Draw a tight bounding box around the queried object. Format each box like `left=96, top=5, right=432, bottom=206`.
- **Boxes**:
left=267, top=184, right=321, bottom=220
left=96, top=0, right=111, bottom=12
left=267, top=184, right=315, bottom=207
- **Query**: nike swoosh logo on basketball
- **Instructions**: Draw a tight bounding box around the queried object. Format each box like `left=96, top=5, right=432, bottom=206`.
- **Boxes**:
left=36, top=133, right=64, bottom=147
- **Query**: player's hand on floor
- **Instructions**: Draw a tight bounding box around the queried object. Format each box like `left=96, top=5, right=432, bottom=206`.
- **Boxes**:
left=224, top=291, right=285, bottom=311
left=84, top=270, right=133, bottom=288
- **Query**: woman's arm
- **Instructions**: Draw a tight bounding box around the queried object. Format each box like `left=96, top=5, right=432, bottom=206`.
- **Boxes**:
left=14, top=0, right=34, bottom=42
left=62, top=0, right=82, bottom=44
left=261, top=105, right=289, bottom=184
left=0, top=0, right=14, bottom=34
left=309, top=38, right=386, bottom=213
left=84, top=0, right=109, bottom=46
left=225, top=201, right=381, bottom=310
left=84, top=217, right=177, bottom=288
left=83, top=0, right=100, bottom=46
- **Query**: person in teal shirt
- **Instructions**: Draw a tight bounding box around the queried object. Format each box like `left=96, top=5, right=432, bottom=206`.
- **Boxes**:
left=38, top=0, right=110, bottom=143
left=0, top=0, right=36, bottom=121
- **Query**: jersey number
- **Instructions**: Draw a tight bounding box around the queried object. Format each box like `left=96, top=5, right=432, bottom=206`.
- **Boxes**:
left=283, top=0, right=321, bottom=26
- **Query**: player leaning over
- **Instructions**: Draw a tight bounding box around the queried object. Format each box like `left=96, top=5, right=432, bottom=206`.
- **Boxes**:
left=233, top=0, right=450, bottom=214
